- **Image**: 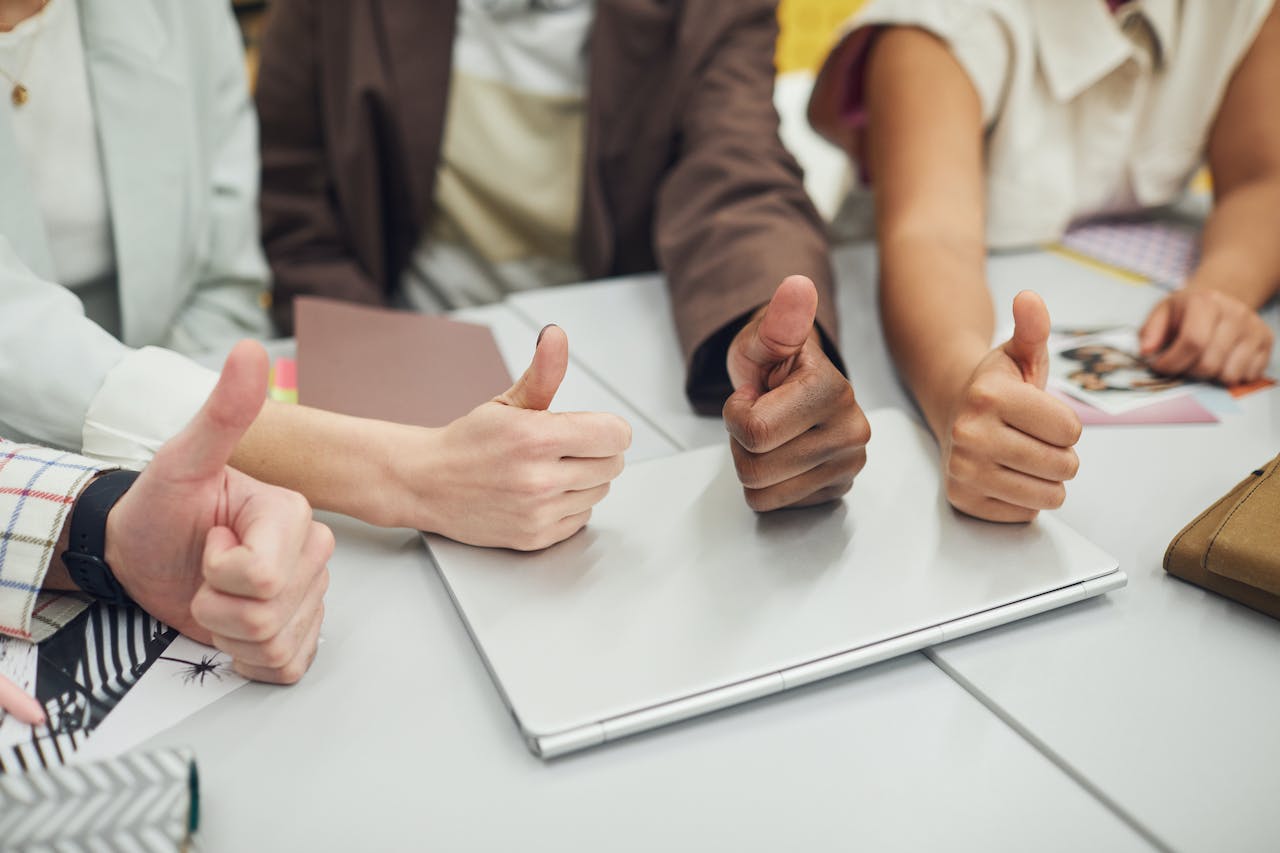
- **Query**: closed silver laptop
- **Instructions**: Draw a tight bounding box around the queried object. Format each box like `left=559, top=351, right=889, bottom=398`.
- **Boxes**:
left=424, top=409, right=1123, bottom=758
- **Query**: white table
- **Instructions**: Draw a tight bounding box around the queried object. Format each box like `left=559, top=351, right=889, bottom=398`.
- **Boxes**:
left=509, top=244, right=1280, bottom=853
left=151, top=301, right=1154, bottom=852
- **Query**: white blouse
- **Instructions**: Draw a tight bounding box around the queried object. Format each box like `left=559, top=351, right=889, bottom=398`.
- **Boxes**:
left=811, top=0, right=1276, bottom=248
left=0, top=0, right=114, bottom=289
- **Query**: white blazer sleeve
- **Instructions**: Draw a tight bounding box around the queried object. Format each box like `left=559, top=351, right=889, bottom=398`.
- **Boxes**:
left=0, top=238, right=216, bottom=467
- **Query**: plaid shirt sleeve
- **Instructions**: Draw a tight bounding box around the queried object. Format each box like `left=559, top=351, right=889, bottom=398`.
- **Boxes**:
left=0, top=440, right=110, bottom=643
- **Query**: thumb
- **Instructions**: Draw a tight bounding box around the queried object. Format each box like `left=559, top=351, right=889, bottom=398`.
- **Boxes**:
left=732, top=276, right=819, bottom=394
left=497, top=324, right=568, bottom=411
left=1003, top=290, right=1052, bottom=389
left=162, top=340, right=269, bottom=480
left=743, top=275, right=819, bottom=368
left=1139, top=300, right=1172, bottom=355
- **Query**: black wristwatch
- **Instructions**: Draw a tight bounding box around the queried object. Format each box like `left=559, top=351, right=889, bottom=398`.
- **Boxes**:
left=61, top=469, right=140, bottom=607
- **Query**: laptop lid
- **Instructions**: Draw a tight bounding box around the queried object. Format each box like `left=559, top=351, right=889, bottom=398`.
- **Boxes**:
left=424, top=409, right=1122, bottom=757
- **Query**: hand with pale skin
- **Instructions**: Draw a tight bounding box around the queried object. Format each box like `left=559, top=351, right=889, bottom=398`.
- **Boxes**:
left=398, top=324, right=632, bottom=551
left=1139, top=286, right=1274, bottom=386
left=104, top=341, right=334, bottom=684
left=943, top=292, right=1082, bottom=523
left=723, top=275, right=870, bottom=512
left=0, top=674, right=42, bottom=726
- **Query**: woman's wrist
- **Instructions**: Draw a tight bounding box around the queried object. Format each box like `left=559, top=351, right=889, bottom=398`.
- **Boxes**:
left=364, top=419, right=446, bottom=531
left=1186, top=253, right=1274, bottom=310
left=911, top=332, right=991, bottom=443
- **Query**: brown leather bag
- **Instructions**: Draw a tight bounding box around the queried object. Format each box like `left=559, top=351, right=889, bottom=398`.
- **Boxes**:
left=1164, top=454, right=1280, bottom=619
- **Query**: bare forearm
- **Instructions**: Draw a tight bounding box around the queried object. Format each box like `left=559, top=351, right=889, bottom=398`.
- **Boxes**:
left=880, top=232, right=992, bottom=439
left=864, top=28, right=993, bottom=441
left=1194, top=176, right=1280, bottom=307
left=231, top=401, right=423, bottom=528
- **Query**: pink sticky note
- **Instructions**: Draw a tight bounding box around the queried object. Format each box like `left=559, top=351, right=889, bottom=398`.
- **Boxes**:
left=273, top=357, right=298, bottom=391
left=1053, top=390, right=1218, bottom=426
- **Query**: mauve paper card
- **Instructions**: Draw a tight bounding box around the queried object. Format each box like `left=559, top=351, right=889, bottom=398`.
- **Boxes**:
left=295, top=297, right=513, bottom=427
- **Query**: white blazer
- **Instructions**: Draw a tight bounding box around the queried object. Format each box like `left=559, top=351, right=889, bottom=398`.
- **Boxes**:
left=0, top=0, right=268, bottom=460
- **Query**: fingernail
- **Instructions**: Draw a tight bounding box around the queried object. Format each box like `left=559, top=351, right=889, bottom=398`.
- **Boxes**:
left=537, top=324, right=557, bottom=347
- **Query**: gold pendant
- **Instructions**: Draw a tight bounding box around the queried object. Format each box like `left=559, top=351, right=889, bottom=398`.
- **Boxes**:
left=11, top=84, right=27, bottom=106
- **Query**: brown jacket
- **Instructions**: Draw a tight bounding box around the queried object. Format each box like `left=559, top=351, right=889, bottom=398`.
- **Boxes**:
left=257, top=0, right=839, bottom=411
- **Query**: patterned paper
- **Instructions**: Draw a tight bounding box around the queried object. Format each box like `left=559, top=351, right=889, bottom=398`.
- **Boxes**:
left=1058, top=220, right=1201, bottom=288
left=0, top=746, right=197, bottom=851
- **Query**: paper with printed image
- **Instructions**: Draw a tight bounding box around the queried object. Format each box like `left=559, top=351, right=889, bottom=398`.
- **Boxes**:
left=0, top=604, right=246, bottom=774
left=1049, top=328, right=1193, bottom=415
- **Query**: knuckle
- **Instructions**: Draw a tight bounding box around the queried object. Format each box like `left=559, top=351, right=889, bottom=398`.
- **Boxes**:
left=514, top=421, right=553, bottom=456
left=512, top=527, right=546, bottom=552
left=1045, top=484, right=1067, bottom=511
left=614, top=418, right=634, bottom=451
left=743, top=487, right=775, bottom=514
left=239, top=605, right=278, bottom=643
left=1063, top=451, right=1081, bottom=481
left=240, top=558, right=285, bottom=600
left=945, top=451, right=972, bottom=484
left=823, top=479, right=854, bottom=502
left=847, top=446, right=868, bottom=478
left=733, top=450, right=767, bottom=489
left=277, top=659, right=309, bottom=686
left=967, top=376, right=1001, bottom=412
left=312, top=522, right=336, bottom=559
left=1183, top=326, right=1209, bottom=351
left=514, top=468, right=554, bottom=498
left=260, top=637, right=295, bottom=669
left=737, top=412, right=774, bottom=453
left=287, top=489, right=311, bottom=518
left=944, top=483, right=977, bottom=516
left=949, top=415, right=982, bottom=451
left=316, top=566, right=332, bottom=598
left=1058, top=413, right=1083, bottom=446
left=846, top=409, right=872, bottom=447
left=189, top=587, right=215, bottom=625
left=607, top=454, right=626, bottom=480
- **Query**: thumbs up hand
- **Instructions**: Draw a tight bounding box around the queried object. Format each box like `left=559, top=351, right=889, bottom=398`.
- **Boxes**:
left=723, top=276, right=870, bottom=512
left=105, top=340, right=334, bottom=684
left=942, top=291, right=1082, bottom=522
left=414, top=324, right=632, bottom=550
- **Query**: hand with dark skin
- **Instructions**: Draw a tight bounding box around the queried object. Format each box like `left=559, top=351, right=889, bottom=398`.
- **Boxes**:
left=723, top=275, right=871, bottom=512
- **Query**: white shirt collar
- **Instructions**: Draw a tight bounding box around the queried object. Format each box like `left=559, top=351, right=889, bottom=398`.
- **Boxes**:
left=1031, top=0, right=1179, bottom=102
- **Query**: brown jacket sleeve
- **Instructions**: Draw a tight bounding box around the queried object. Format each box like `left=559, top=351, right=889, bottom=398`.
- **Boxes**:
left=656, top=1, right=841, bottom=414
left=256, top=0, right=382, bottom=335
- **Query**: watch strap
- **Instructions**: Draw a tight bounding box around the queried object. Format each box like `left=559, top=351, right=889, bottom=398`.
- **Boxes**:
left=62, top=469, right=140, bottom=607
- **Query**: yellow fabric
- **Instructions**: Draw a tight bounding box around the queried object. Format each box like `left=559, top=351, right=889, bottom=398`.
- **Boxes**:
left=776, top=0, right=868, bottom=74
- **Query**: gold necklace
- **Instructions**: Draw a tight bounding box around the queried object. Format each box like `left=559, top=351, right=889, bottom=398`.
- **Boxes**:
left=0, top=0, right=51, bottom=107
